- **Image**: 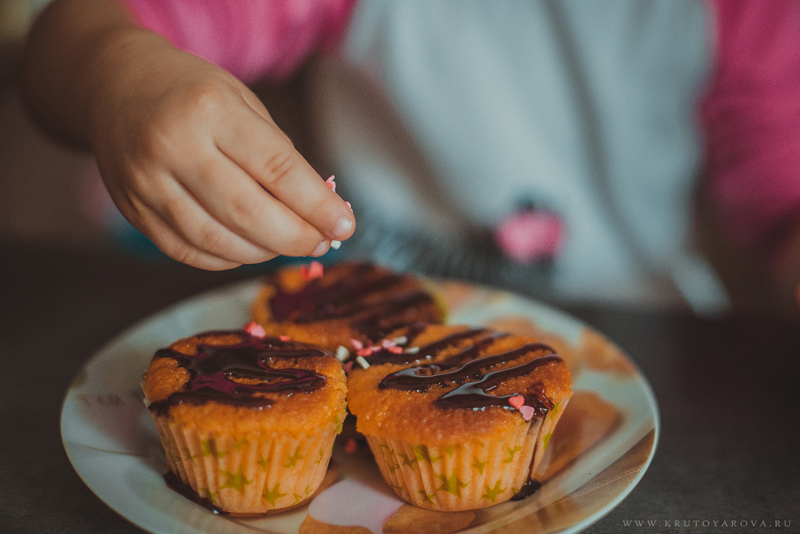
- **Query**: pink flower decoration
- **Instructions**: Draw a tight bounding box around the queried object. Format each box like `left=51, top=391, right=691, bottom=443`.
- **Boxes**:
left=494, top=208, right=564, bottom=264
left=508, top=394, right=525, bottom=410
left=300, top=261, right=324, bottom=281
left=244, top=322, right=266, bottom=339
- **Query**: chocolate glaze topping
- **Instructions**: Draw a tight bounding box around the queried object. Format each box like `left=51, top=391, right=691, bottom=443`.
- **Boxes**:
left=378, top=327, right=560, bottom=415
left=148, top=331, right=327, bottom=415
left=267, top=264, right=437, bottom=340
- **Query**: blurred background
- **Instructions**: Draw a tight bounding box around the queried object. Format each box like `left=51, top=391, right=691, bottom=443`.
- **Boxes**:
left=0, top=0, right=792, bottom=315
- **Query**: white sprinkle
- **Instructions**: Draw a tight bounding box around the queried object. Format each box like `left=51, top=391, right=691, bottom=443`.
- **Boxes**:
left=335, top=345, right=350, bottom=362
left=404, top=346, right=420, bottom=354
left=330, top=240, right=342, bottom=250
left=356, top=356, right=370, bottom=369
left=392, top=336, right=408, bottom=345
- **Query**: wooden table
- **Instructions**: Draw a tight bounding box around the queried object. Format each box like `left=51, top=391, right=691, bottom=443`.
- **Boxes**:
left=2, top=240, right=798, bottom=533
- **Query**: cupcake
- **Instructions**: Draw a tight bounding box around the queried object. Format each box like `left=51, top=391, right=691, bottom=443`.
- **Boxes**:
left=252, top=261, right=445, bottom=356
left=346, top=323, right=572, bottom=511
left=142, top=325, right=348, bottom=514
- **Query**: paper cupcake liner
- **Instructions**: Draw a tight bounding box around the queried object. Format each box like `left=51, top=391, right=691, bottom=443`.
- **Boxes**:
left=152, top=415, right=339, bottom=514
left=366, top=413, right=556, bottom=511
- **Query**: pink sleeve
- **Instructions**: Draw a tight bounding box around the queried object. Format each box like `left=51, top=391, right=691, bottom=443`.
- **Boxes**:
left=701, top=0, right=800, bottom=266
left=119, top=0, right=357, bottom=83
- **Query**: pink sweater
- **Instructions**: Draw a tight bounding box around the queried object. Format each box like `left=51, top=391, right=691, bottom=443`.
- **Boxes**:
left=121, top=0, right=800, bottom=268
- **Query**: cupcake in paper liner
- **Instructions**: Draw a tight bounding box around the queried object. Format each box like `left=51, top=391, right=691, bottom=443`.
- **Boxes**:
left=251, top=261, right=445, bottom=355
left=347, top=323, right=572, bottom=511
left=142, top=326, right=347, bottom=515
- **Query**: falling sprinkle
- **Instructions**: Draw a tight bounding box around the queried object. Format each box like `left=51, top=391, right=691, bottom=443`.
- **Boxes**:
left=325, top=175, right=337, bottom=192
left=244, top=322, right=266, bottom=339
left=331, top=240, right=342, bottom=250
left=356, top=356, right=370, bottom=369
left=335, top=346, right=350, bottom=362
left=344, top=439, right=358, bottom=453
left=519, top=405, right=535, bottom=422
left=300, top=261, right=324, bottom=281
left=509, top=395, right=525, bottom=410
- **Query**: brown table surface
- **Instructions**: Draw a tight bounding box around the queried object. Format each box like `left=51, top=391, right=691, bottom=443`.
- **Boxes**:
left=2, top=239, right=798, bottom=533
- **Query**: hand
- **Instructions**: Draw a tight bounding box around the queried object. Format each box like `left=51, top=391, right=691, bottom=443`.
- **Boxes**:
left=87, top=36, right=354, bottom=270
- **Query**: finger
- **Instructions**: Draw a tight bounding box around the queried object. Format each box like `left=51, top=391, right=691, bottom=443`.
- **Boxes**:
left=140, top=173, right=294, bottom=264
left=176, top=151, right=333, bottom=257
left=112, top=190, right=245, bottom=270
left=215, top=105, right=355, bottom=241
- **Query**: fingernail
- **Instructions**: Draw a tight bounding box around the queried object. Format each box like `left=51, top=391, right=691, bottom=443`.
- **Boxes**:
left=311, top=240, right=330, bottom=257
left=331, top=216, right=354, bottom=240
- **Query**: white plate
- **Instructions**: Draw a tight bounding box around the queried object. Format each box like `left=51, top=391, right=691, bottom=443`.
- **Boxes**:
left=61, top=278, right=658, bottom=534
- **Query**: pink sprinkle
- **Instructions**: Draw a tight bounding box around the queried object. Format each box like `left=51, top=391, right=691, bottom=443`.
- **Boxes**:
left=325, top=175, right=337, bottom=192
left=509, top=394, right=525, bottom=410
left=343, top=362, right=354, bottom=373
left=351, top=339, right=364, bottom=350
left=244, top=322, right=266, bottom=338
left=520, top=405, right=535, bottom=422
left=388, top=346, right=403, bottom=354
left=345, top=201, right=353, bottom=212
left=300, top=261, right=324, bottom=281
left=357, top=348, right=374, bottom=357
left=344, top=439, right=358, bottom=453
left=279, top=335, right=291, bottom=342
left=381, top=339, right=397, bottom=348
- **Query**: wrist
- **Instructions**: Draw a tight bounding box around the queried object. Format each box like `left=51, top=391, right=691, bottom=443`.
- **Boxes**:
left=84, top=27, right=174, bottom=150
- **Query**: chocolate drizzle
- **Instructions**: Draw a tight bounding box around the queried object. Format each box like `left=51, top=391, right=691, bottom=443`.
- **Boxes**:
left=267, top=263, right=437, bottom=341
left=378, top=329, right=560, bottom=416
left=164, top=472, right=227, bottom=514
left=148, top=332, right=327, bottom=415
left=511, top=478, right=542, bottom=500
left=369, top=325, right=495, bottom=366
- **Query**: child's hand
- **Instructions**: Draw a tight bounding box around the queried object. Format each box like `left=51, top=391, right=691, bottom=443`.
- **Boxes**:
left=87, top=44, right=354, bottom=270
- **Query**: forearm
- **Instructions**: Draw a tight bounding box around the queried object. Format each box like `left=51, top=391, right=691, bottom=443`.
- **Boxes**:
left=21, top=0, right=169, bottom=147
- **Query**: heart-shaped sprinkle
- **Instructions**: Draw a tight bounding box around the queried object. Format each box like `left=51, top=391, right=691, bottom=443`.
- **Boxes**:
left=300, top=261, right=324, bottom=281
left=519, top=405, right=535, bottom=422
left=325, top=175, right=337, bottom=192
left=244, top=322, right=266, bottom=338
left=509, top=394, right=525, bottom=410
